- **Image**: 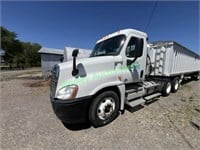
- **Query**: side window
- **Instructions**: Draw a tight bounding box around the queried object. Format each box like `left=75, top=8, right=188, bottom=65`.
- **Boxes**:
left=126, top=37, right=143, bottom=58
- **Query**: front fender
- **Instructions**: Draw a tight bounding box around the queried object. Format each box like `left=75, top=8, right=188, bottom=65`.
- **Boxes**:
left=89, top=81, right=125, bottom=110
left=89, top=81, right=123, bottom=95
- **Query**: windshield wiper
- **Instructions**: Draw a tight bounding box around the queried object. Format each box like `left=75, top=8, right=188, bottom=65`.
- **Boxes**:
left=90, top=53, right=106, bottom=57
left=95, top=54, right=107, bottom=56
left=90, top=52, right=116, bottom=57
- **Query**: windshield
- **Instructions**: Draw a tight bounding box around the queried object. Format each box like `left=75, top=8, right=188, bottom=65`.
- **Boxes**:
left=90, top=35, right=126, bottom=57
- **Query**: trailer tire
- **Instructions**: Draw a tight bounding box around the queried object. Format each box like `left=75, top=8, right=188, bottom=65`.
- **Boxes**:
left=89, top=91, right=120, bottom=127
left=171, top=77, right=180, bottom=93
left=192, top=73, right=200, bottom=81
left=162, top=81, right=172, bottom=96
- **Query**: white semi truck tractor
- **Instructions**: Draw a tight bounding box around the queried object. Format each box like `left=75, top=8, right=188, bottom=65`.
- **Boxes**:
left=50, top=29, right=200, bottom=127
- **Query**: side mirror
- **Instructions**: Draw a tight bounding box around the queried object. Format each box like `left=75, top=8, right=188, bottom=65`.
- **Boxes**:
left=134, top=38, right=143, bottom=57
left=72, top=49, right=79, bottom=76
left=59, top=56, right=64, bottom=62
left=72, top=49, right=79, bottom=57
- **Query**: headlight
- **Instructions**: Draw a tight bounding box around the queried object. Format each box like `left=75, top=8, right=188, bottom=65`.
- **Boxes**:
left=56, top=85, right=78, bottom=100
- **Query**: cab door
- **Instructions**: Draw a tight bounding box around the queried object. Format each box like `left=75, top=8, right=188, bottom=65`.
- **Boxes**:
left=123, top=36, right=146, bottom=83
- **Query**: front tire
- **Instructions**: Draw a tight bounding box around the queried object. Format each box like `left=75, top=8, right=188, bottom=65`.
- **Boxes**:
left=89, top=91, right=120, bottom=127
left=162, top=81, right=172, bottom=96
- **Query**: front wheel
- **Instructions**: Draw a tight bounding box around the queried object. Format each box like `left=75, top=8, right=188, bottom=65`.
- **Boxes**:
left=89, top=91, right=120, bottom=127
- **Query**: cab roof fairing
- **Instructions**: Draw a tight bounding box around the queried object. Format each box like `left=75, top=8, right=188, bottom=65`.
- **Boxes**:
left=96, top=29, right=148, bottom=44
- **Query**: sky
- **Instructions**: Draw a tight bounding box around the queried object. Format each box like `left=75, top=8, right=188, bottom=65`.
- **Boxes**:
left=1, top=1, right=199, bottom=53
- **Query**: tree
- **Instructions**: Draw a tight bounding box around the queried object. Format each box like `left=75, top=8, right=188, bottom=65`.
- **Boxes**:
left=22, top=42, right=41, bottom=67
left=1, top=26, right=17, bottom=49
left=1, top=26, right=23, bottom=68
left=1, top=26, right=41, bottom=68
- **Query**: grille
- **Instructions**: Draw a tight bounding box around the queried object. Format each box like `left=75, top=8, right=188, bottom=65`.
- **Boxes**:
left=50, top=65, right=59, bottom=98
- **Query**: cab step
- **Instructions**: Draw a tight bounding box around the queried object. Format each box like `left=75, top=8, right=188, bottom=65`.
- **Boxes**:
left=126, top=98, right=145, bottom=108
left=144, top=93, right=161, bottom=101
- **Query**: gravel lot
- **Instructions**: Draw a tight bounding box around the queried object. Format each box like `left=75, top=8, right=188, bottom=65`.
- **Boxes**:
left=0, top=71, right=200, bottom=149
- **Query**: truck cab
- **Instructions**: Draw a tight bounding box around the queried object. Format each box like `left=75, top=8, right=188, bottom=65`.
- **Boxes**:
left=50, top=29, right=151, bottom=127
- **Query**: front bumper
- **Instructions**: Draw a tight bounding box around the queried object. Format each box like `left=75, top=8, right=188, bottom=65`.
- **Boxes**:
left=50, top=96, right=92, bottom=124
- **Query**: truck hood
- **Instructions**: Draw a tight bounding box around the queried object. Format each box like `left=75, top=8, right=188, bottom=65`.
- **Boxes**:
left=57, top=56, right=122, bottom=87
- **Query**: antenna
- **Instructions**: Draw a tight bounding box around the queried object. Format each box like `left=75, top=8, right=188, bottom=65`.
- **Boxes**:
left=144, top=1, right=158, bottom=32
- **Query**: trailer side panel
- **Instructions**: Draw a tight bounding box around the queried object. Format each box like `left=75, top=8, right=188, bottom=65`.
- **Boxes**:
left=148, top=41, right=200, bottom=76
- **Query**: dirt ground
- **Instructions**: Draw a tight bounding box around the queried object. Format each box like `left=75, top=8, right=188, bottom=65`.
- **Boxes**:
left=0, top=69, right=200, bottom=150
left=0, top=67, right=42, bottom=81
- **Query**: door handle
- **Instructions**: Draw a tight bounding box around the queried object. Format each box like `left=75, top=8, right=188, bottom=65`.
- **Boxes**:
left=140, top=70, right=144, bottom=78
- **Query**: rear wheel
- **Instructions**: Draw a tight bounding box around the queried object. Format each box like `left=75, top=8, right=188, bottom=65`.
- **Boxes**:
left=162, top=81, right=172, bottom=96
left=192, top=73, right=200, bottom=81
left=89, top=91, right=120, bottom=127
left=171, top=77, right=180, bottom=93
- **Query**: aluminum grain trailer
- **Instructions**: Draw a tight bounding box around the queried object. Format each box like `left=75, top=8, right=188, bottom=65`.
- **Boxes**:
left=147, top=41, right=200, bottom=79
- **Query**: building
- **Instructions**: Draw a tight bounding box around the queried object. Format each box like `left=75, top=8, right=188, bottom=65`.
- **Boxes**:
left=38, top=47, right=91, bottom=76
left=38, top=47, right=63, bottom=76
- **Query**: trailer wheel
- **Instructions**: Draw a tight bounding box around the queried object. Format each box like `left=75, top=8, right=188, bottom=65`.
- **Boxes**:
left=89, top=91, right=120, bottom=127
left=192, top=73, right=200, bottom=81
left=171, top=77, right=180, bottom=93
left=162, top=81, right=172, bottom=96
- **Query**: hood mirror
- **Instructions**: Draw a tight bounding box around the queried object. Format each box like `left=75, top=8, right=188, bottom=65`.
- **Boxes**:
left=72, top=49, right=79, bottom=76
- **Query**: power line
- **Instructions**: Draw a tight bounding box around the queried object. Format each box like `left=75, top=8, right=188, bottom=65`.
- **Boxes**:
left=144, top=1, right=158, bottom=32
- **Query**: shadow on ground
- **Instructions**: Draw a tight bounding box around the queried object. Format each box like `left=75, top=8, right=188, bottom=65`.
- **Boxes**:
left=22, top=78, right=50, bottom=87
left=181, top=77, right=195, bottom=85
left=62, top=122, right=92, bottom=131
